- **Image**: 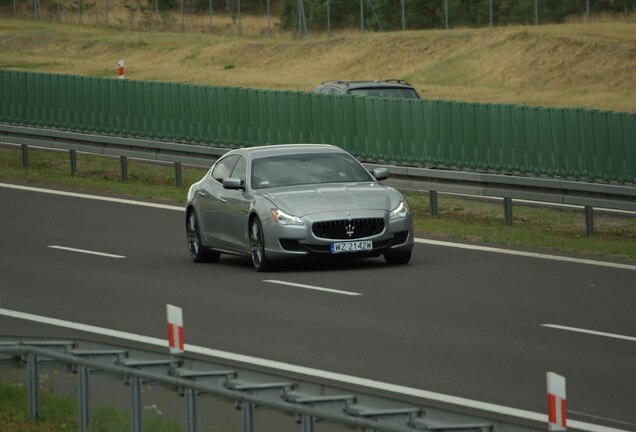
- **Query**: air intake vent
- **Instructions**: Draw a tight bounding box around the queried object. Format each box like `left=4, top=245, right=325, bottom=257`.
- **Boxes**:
left=312, top=218, right=385, bottom=240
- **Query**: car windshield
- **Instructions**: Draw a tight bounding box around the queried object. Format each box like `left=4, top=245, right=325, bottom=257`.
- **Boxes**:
left=251, top=152, right=374, bottom=189
left=349, top=87, right=420, bottom=99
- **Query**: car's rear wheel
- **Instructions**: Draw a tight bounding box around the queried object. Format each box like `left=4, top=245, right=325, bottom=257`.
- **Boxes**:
left=250, top=217, right=272, bottom=272
left=186, top=210, right=220, bottom=263
left=384, top=250, right=411, bottom=265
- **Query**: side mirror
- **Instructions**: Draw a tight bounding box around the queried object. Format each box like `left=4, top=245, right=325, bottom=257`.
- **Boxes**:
left=223, top=177, right=244, bottom=190
left=373, top=168, right=389, bottom=181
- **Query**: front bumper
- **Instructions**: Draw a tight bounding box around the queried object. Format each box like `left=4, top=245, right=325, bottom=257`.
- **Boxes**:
left=261, top=210, right=414, bottom=261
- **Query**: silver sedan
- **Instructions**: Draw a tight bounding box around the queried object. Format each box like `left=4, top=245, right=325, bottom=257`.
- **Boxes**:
left=185, top=144, right=414, bottom=271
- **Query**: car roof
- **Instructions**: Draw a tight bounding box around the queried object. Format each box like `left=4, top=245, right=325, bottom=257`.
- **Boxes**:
left=318, top=80, right=415, bottom=90
left=226, top=144, right=345, bottom=160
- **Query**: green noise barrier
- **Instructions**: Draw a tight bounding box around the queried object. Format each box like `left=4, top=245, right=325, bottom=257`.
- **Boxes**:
left=1, top=70, right=634, bottom=184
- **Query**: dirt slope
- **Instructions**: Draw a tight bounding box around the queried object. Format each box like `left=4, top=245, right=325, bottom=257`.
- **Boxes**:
left=0, top=19, right=634, bottom=111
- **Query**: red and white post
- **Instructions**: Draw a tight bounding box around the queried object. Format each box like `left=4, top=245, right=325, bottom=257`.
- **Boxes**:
left=547, top=372, right=567, bottom=431
left=117, top=59, right=125, bottom=80
left=166, top=304, right=184, bottom=355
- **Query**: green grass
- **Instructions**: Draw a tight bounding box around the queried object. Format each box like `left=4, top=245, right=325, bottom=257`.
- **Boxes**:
left=1, top=145, right=635, bottom=261
left=0, top=379, right=183, bottom=432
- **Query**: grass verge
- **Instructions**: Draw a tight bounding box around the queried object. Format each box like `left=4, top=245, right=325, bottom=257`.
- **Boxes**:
left=1, top=145, right=635, bottom=261
left=0, top=379, right=182, bottom=432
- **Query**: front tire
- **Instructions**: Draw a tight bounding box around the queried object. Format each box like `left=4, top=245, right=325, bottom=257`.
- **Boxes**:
left=250, top=218, right=273, bottom=272
left=384, top=250, right=412, bottom=265
left=186, top=210, right=220, bottom=263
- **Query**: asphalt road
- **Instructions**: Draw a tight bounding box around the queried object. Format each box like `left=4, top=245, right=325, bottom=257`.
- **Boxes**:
left=1, top=184, right=635, bottom=430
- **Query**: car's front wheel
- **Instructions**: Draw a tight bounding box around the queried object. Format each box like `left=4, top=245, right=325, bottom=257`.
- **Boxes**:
left=186, top=210, right=220, bottom=263
left=384, top=250, right=412, bottom=265
left=250, top=217, right=273, bottom=272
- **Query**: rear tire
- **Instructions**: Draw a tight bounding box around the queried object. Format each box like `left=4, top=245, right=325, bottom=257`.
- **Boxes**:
left=384, top=250, right=412, bottom=265
left=250, top=218, right=273, bottom=272
left=186, top=210, right=220, bottom=263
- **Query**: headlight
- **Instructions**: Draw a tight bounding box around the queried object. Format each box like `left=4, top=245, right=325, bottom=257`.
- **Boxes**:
left=389, top=201, right=409, bottom=219
left=270, top=209, right=304, bottom=226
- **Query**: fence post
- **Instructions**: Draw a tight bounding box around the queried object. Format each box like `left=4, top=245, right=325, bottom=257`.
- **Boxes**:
left=237, top=0, right=241, bottom=35
left=445, top=0, right=449, bottom=29
left=78, top=366, right=90, bottom=432
left=302, top=415, right=315, bottom=432
left=185, top=388, right=197, bottom=432
left=327, top=0, right=331, bottom=38
left=130, top=376, right=143, bottom=432
left=120, top=156, right=128, bottom=181
left=21, top=144, right=29, bottom=168
left=429, top=190, right=438, bottom=216
left=175, top=162, right=183, bottom=187
left=242, top=401, right=254, bottom=432
left=585, top=206, right=594, bottom=236
left=504, top=197, right=513, bottom=225
left=70, top=150, right=77, bottom=176
left=27, top=353, right=40, bottom=421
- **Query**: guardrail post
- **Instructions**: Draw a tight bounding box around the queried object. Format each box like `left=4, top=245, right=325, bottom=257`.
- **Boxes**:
left=78, top=365, right=90, bottom=431
left=429, top=191, right=438, bottom=216
left=21, top=144, right=29, bottom=168
left=130, top=376, right=143, bottom=432
left=242, top=401, right=254, bottom=432
left=175, top=162, right=183, bottom=187
left=302, top=415, right=315, bottom=432
left=27, top=353, right=40, bottom=421
left=585, top=206, right=594, bottom=236
left=503, top=197, right=513, bottom=225
left=70, top=150, right=78, bottom=176
left=185, top=388, right=197, bottom=432
left=120, top=156, right=128, bottom=181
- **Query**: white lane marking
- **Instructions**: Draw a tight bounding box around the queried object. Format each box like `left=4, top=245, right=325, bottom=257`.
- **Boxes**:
left=542, top=324, right=636, bottom=343
left=263, top=279, right=361, bottom=296
left=569, top=410, right=636, bottom=429
left=2, top=182, right=634, bottom=271
left=0, top=183, right=183, bottom=211
left=0, top=307, right=626, bottom=432
left=48, top=245, right=126, bottom=259
left=416, top=238, right=636, bottom=271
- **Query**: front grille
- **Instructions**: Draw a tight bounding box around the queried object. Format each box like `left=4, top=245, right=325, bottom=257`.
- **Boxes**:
left=312, top=218, right=385, bottom=240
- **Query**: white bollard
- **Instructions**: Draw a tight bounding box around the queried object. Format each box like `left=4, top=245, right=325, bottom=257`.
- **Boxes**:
left=166, top=304, right=184, bottom=354
left=118, top=59, right=125, bottom=80
left=547, top=372, right=567, bottom=431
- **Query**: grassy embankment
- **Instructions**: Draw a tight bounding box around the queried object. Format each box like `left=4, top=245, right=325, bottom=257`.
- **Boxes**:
left=0, top=18, right=635, bottom=261
left=0, top=378, right=181, bottom=432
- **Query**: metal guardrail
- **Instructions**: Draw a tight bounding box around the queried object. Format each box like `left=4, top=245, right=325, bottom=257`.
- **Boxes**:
left=1, top=123, right=635, bottom=235
left=0, top=338, right=541, bottom=432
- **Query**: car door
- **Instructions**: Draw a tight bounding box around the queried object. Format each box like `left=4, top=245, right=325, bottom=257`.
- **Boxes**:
left=220, top=156, right=252, bottom=252
left=198, top=154, right=239, bottom=248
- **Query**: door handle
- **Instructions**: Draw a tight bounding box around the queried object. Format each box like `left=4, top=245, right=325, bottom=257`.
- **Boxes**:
left=218, top=195, right=227, bottom=203
left=198, top=191, right=206, bottom=197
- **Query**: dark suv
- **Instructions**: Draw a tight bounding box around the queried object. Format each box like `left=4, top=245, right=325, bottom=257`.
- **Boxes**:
left=313, top=80, right=421, bottom=99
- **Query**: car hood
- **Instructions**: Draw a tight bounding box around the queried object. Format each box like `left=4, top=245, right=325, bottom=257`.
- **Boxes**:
left=257, top=183, right=400, bottom=217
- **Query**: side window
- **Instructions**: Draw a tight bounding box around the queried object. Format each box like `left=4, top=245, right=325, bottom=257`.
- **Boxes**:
left=211, top=155, right=239, bottom=182
left=230, top=156, right=247, bottom=186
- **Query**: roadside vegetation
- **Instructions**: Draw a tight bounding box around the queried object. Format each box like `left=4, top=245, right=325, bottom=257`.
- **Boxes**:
left=0, top=379, right=182, bottom=432
left=0, top=19, right=635, bottom=112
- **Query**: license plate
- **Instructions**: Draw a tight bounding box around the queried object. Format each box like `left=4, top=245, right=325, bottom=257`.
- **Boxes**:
left=330, top=241, right=373, bottom=254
